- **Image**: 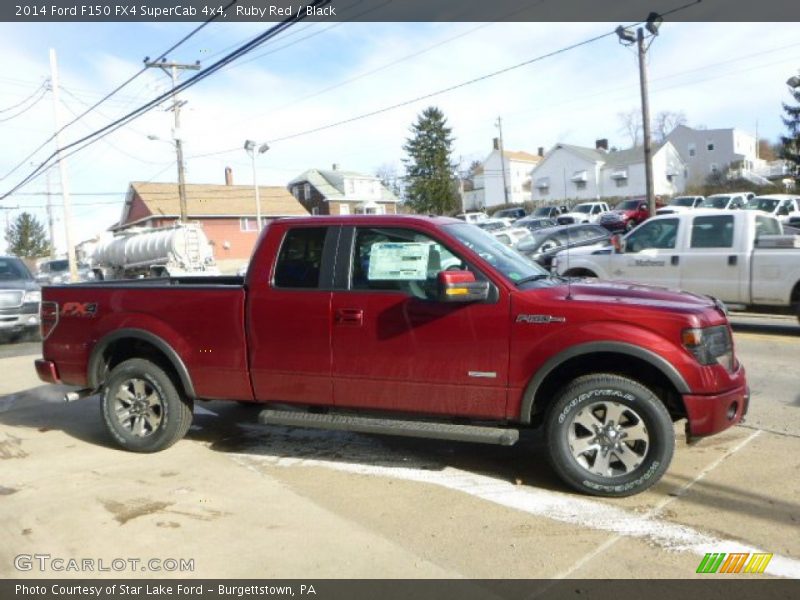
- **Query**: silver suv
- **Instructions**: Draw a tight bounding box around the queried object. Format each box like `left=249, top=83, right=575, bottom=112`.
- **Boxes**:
left=0, top=256, right=41, bottom=342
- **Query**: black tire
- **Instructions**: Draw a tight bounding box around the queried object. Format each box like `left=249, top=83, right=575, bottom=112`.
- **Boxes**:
left=544, top=373, right=674, bottom=497
left=101, top=358, right=193, bottom=452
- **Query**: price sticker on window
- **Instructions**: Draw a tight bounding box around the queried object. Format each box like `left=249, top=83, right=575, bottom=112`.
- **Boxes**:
left=367, top=242, right=431, bottom=280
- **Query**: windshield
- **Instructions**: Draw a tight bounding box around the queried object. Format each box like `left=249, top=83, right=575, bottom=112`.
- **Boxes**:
left=0, top=258, right=33, bottom=281
left=671, top=197, right=695, bottom=207
left=573, top=204, right=593, bottom=213
left=745, top=197, right=779, bottom=212
left=701, top=196, right=730, bottom=209
left=443, top=223, right=547, bottom=283
left=533, top=207, right=553, bottom=217
left=616, top=200, right=640, bottom=210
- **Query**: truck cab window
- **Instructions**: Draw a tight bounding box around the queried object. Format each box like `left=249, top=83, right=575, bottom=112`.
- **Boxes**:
left=690, top=215, right=734, bottom=248
left=625, top=219, right=678, bottom=253
left=351, top=227, right=465, bottom=300
left=274, top=227, right=327, bottom=288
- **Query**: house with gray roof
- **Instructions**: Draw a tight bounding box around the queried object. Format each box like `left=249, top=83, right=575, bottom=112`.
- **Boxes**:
left=530, top=139, right=686, bottom=203
left=288, top=164, right=400, bottom=216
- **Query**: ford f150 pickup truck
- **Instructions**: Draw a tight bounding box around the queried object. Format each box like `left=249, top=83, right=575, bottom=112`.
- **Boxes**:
left=35, top=215, right=748, bottom=497
left=552, top=210, right=800, bottom=321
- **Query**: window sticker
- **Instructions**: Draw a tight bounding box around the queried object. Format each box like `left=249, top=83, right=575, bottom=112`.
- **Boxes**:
left=368, top=242, right=431, bottom=280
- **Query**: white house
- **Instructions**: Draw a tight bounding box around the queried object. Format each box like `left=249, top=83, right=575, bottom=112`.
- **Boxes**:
left=464, top=140, right=543, bottom=209
left=530, top=139, right=686, bottom=203
left=665, top=124, right=766, bottom=185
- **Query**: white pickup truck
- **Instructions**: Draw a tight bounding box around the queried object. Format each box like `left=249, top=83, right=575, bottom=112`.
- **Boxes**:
left=552, top=209, right=800, bottom=320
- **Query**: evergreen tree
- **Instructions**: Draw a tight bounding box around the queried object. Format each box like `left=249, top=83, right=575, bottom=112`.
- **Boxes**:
left=780, top=78, right=800, bottom=178
left=402, top=106, right=459, bottom=215
left=4, top=212, right=50, bottom=257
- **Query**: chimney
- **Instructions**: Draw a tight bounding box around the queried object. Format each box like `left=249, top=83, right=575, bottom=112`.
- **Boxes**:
left=492, top=138, right=500, bottom=151
left=537, top=146, right=544, bottom=157
left=595, top=139, right=609, bottom=152
left=331, top=163, right=339, bottom=171
left=224, top=166, right=233, bottom=186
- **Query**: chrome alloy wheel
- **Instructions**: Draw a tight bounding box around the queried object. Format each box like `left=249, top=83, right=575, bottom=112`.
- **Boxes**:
left=114, top=377, right=163, bottom=438
left=566, top=401, right=649, bottom=477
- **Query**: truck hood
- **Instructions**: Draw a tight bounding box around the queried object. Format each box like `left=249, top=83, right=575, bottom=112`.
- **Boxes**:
left=558, top=279, right=720, bottom=313
left=0, top=279, right=39, bottom=292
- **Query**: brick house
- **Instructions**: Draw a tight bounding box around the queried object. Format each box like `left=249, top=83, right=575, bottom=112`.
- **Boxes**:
left=114, top=172, right=308, bottom=271
left=288, top=165, right=400, bottom=215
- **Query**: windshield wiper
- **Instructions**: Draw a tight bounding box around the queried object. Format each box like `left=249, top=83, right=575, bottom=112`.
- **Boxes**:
left=514, top=274, right=551, bottom=286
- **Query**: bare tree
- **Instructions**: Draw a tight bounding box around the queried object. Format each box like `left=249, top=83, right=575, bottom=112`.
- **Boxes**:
left=653, top=110, right=687, bottom=143
left=617, top=108, right=642, bottom=146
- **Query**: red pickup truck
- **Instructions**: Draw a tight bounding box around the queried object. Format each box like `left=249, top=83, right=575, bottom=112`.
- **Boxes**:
left=35, top=215, right=748, bottom=497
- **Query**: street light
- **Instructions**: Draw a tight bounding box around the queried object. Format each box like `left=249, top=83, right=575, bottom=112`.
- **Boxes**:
left=616, top=12, right=662, bottom=218
left=244, top=140, right=270, bottom=232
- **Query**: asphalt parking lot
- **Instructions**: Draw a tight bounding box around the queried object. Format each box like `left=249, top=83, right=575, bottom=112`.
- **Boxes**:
left=0, top=314, right=798, bottom=579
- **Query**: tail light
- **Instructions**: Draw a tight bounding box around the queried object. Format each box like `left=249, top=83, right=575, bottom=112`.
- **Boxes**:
left=40, top=301, right=59, bottom=339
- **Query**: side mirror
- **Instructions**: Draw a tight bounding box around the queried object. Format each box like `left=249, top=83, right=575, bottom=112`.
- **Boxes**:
left=611, top=234, right=625, bottom=253
left=437, top=270, right=489, bottom=303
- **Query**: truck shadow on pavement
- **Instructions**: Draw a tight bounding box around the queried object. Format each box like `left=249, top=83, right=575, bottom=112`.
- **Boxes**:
left=0, top=385, right=118, bottom=449
left=189, top=401, right=570, bottom=494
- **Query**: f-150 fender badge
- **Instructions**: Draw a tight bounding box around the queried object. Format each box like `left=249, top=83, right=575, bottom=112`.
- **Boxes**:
left=516, top=314, right=566, bottom=324
left=61, top=302, right=98, bottom=318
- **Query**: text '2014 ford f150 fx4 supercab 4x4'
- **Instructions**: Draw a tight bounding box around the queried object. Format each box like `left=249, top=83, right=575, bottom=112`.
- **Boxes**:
left=35, top=215, right=748, bottom=497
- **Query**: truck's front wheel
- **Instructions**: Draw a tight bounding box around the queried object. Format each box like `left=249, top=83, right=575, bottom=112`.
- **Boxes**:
left=101, top=358, right=193, bottom=452
left=545, top=374, right=674, bottom=497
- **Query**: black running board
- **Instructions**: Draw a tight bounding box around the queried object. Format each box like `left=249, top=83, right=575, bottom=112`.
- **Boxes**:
left=258, top=409, right=519, bottom=446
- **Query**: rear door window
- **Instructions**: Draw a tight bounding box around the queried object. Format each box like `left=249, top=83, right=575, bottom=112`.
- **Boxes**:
left=690, top=215, right=734, bottom=248
left=273, top=227, right=328, bottom=289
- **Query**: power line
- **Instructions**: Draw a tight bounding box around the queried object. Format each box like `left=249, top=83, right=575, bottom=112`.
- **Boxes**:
left=0, top=0, right=238, bottom=185
left=0, top=80, right=48, bottom=113
left=59, top=97, right=172, bottom=166
left=0, top=85, right=49, bottom=123
left=0, top=0, right=331, bottom=202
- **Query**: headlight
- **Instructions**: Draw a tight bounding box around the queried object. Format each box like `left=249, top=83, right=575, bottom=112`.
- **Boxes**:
left=23, top=290, right=42, bottom=303
left=682, top=325, right=734, bottom=371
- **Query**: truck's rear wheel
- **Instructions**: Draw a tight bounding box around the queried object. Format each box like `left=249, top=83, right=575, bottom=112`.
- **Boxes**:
left=545, top=374, right=674, bottom=497
left=101, top=358, right=193, bottom=452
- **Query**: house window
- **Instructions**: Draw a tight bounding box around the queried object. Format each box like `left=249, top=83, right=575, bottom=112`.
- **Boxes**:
left=303, top=183, right=311, bottom=200
left=292, top=186, right=300, bottom=200
left=346, top=180, right=355, bottom=195
left=540, top=188, right=549, bottom=196
left=240, top=218, right=257, bottom=232
left=707, top=140, right=715, bottom=152
left=339, top=204, right=350, bottom=215
left=311, top=207, right=319, bottom=215
left=710, top=163, right=719, bottom=174
left=688, top=143, right=696, bottom=157
left=575, top=181, right=587, bottom=190
left=615, top=178, right=628, bottom=188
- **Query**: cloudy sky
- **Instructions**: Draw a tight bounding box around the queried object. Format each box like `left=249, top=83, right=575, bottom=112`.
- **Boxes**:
left=0, top=19, right=798, bottom=252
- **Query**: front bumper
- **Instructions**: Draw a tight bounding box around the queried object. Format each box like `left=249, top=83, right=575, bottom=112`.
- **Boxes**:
left=683, top=384, right=749, bottom=439
left=0, top=313, right=39, bottom=332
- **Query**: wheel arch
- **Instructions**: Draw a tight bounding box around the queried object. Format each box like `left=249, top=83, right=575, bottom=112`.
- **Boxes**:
left=88, top=328, right=196, bottom=398
left=519, top=342, right=690, bottom=425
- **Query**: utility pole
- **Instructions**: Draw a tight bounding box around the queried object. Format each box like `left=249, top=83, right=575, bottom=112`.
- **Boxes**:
left=144, top=59, right=200, bottom=223
left=496, top=117, right=509, bottom=205
left=637, top=28, right=655, bottom=218
left=616, top=13, right=662, bottom=217
left=49, top=48, right=78, bottom=281
left=45, top=167, right=55, bottom=258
